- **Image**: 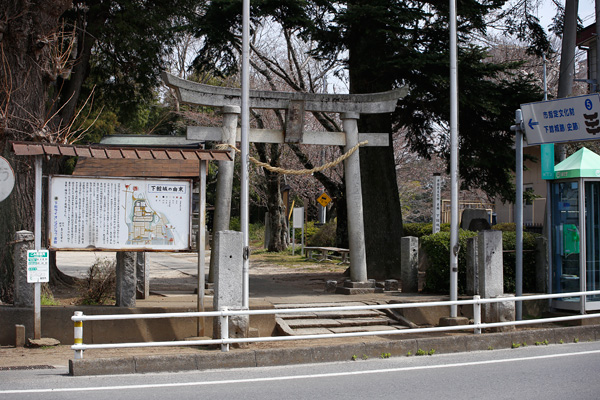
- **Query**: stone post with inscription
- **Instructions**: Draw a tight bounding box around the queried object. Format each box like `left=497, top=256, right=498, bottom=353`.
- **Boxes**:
left=13, top=231, right=35, bottom=307
left=116, top=252, right=137, bottom=307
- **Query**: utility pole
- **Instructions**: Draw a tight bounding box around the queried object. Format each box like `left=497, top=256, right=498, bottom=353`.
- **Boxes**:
left=241, top=0, right=250, bottom=309
left=556, top=0, right=579, bottom=161
left=596, top=0, right=600, bottom=93
left=449, top=0, right=459, bottom=317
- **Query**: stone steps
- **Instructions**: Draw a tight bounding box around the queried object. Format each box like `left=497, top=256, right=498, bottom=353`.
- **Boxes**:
left=274, top=302, right=411, bottom=336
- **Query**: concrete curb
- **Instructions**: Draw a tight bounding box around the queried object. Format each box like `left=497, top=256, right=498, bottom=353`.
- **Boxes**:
left=69, top=325, right=600, bottom=376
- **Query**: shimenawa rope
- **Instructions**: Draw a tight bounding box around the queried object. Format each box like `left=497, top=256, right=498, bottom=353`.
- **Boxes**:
left=216, top=140, right=368, bottom=175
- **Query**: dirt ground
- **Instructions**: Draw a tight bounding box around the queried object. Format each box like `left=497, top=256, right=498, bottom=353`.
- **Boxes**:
left=47, top=249, right=349, bottom=306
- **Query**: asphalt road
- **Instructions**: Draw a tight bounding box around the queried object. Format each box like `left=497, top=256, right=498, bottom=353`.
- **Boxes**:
left=1, top=341, right=599, bottom=400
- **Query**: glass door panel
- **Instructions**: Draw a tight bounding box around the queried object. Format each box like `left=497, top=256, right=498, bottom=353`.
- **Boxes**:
left=585, top=181, right=600, bottom=306
left=551, top=181, right=581, bottom=307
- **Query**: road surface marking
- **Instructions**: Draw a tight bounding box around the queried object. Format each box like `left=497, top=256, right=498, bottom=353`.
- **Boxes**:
left=2, top=348, right=599, bottom=394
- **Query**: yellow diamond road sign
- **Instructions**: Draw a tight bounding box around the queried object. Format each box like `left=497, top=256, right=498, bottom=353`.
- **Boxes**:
left=317, top=192, right=331, bottom=207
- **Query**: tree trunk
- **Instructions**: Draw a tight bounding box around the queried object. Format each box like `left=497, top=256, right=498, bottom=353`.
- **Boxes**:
left=255, top=143, right=288, bottom=251
left=55, top=19, right=95, bottom=129
left=556, top=0, right=579, bottom=162
left=347, top=0, right=403, bottom=279
left=0, top=0, right=72, bottom=302
left=287, top=143, right=349, bottom=248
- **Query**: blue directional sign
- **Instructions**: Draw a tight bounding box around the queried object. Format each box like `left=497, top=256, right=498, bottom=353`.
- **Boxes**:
left=520, top=94, right=600, bottom=145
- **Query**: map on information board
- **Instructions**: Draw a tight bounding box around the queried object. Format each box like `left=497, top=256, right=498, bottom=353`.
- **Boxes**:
left=49, top=176, right=191, bottom=250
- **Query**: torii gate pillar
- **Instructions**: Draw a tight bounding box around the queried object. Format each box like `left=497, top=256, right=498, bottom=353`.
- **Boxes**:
left=209, top=105, right=240, bottom=282
left=342, top=112, right=367, bottom=282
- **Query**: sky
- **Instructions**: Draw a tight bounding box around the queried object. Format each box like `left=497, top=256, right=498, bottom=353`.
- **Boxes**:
left=536, top=0, right=596, bottom=30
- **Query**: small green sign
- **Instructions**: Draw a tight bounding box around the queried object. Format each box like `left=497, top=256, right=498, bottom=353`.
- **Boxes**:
left=541, top=143, right=555, bottom=180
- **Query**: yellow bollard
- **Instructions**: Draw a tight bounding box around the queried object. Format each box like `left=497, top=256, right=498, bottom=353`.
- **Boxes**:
left=73, top=311, right=83, bottom=359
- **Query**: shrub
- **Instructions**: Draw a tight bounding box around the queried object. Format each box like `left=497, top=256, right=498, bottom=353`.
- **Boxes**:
left=77, top=258, right=116, bottom=305
left=502, top=231, right=540, bottom=293
left=403, top=222, right=451, bottom=238
left=41, top=284, right=59, bottom=306
left=307, top=220, right=337, bottom=247
left=492, top=223, right=516, bottom=232
left=421, top=229, right=540, bottom=294
left=249, top=222, right=265, bottom=243
left=229, top=216, right=241, bottom=231
left=421, top=229, right=478, bottom=294
left=403, top=222, right=429, bottom=237
left=294, top=220, right=320, bottom=244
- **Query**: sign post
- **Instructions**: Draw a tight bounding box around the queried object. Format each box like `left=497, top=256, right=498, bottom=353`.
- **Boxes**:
left=541, top=143, right=555, bottom=180
left=292, top=207, right=304, bottom=255
left=521, top=94, right=600, bottom=145
left=512, top=110, right=524, bottom=321
left=33, top=155, right=43, bottom=339
left=317, top=192, right=331, bottom=225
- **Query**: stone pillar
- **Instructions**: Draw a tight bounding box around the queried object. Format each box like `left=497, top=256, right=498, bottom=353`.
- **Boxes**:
left=478, top=230, right=514, bottom=328
left=466, top=236, right=479, bottom=296
left=209, top=105, right=240, bottom=283
left=478, top=230, right=503, bottom=298
left=342, top=112, right=368, bottom=283
left=116, top=252, right=136, bottom=307
left=535, top=236, right=549, bottom=293
left=213, top=231, right=248, bottom=342
left=13, top=231, right=34, bottom=307
left=401, top=236, right=419, bottom=293
left=136, top=252, right=149, bottom=299
left=460, top=208, right=490, bottom=230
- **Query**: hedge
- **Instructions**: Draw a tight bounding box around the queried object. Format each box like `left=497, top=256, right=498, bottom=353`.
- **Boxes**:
left=421, top=230, right=478, bottom=294
left=403, top=222, right=451, bottom=238
left=421, top=229, right=540, bottom=294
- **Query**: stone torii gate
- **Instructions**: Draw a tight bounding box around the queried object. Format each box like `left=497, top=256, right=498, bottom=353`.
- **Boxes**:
left=163, top=72, right=406, bottom=284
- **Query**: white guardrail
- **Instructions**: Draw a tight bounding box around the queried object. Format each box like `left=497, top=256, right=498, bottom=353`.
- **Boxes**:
left=71, top=290, right=600, bottom=359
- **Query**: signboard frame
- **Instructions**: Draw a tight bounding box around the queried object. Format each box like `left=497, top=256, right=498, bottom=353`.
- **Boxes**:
left=48, top=175, right=193, bottom=251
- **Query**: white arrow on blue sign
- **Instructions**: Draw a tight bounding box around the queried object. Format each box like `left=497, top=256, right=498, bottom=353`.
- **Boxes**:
left=520, top=94, right=600, bottom=145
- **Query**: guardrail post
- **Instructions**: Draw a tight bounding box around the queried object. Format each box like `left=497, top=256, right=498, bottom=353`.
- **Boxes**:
left=220, top=307, right=229, bottom=352
left=73, top=311, right=84, bottom=359
left=473, top=295, right=481, bottom=335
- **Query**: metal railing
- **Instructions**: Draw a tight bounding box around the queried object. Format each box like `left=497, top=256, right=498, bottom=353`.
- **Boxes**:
left=71, top=290, right=600, bottom=359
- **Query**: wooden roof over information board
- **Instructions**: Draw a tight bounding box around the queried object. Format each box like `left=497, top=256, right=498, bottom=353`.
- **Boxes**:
left=11, top=141, right=231, bottom=179
left=11, top=141, right=231, bottom=161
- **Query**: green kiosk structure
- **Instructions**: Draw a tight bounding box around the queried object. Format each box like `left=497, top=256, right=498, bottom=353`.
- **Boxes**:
left=550, top=147, right=600, bottom=312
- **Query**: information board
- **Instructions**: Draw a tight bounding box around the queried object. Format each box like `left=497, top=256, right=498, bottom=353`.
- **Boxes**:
left=49, top=176, right=192, bottom=250
left=27, top=250, right=49, bottom=283
left=293, top=207, right=304, bottom=229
